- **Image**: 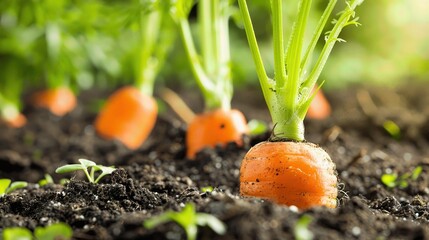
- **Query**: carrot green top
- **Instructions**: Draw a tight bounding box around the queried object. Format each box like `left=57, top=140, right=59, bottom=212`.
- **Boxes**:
left=135, top=4, right=175, bottom=96
left=238, top=0, right=364, bottom=141
left=174, top=0, right=233, bottom=111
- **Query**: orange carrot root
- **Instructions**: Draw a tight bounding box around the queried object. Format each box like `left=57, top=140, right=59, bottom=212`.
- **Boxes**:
left=31, top=87, right=77, bottom=116
left=186, top=109, right=249, bottom=159
left=240, top=141, right=337, bottom=209
left=307, top=89, right=331, bottom=120
left=1, top=113, right=27, bottom=128
left=94, top=86, right=157, bottom=150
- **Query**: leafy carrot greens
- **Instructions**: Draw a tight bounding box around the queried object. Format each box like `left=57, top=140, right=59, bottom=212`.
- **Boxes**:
left=238, top=0, right=364, bottom=141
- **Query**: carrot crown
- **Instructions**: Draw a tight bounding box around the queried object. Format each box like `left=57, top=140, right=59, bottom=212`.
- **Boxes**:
left=173, top=0, right=233, bottom=111
left=238, top=0, right=364, bottom=141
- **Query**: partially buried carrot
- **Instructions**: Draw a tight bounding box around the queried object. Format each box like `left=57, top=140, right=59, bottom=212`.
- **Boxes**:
left=307, top=88, right=331, bottom=120
left=2, top=113, right=27, bottom=128
left=31, top=87, right=76, bottom=116
left=238, top=0, right=363, bottom=208
left=174, top=0, right=249, bottom=159
left=186, top=109, right=248, bottom=158
left=94, top=5, right=173, bottom=149
left=94, top=86, right=157, bottom=150
left=240, top=141, right=337, bottom=209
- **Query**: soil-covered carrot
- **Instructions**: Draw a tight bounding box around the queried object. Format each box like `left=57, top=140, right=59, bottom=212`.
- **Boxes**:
left=173, top=0, right=249, bottom=159
left=240, top=141, right=337, bottom=208
left=307, top=87, right=331, bottom=120
left=94, top=5, right=174, bottom=149
left=238, top=0, right=363, bottom=209
left=31, top=87, right=77, bottom=116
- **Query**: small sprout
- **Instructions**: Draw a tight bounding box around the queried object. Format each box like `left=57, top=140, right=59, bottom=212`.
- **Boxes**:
left=247, top=119, right=268, bottom=135
left=383, top=120, right=401, bottom=140
left=144, top=203, right=226, bottom=240
left=2, top=223, right=72, bottom=240
left=0, top=179, right=28, bottom=197
left=200, top=186, right=214, bottom=193
left=59, top=178, right=70, bottom=185
left=38, top=174, right=54, bottom=187
left=294, top=215, right=314, bottom=240
left=55, top=159, right=116, bottom=184
left=381, top=166, right=422, bottom=189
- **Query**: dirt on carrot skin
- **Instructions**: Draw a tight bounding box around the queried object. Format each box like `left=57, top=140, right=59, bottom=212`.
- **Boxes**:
left=1, top=84, right=429, bottom=240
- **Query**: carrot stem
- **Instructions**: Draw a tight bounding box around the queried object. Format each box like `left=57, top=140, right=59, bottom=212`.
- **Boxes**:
left=239, top=0, right=364, bottom=141
left=134, top=7, right=174, bottom=96
left=178, top=0, right=233, bottom=111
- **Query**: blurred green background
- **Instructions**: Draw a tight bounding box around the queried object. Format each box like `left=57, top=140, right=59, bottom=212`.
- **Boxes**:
left=1, top=0, right=428, bottom=93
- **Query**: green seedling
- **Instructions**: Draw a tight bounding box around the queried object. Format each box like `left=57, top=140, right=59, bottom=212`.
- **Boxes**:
left=55, top=159, right=115, bottom=184
left=382, top=120, right=401, bottom=140
left=381, top=166, right=422, bottom=189
left=247, top=119, right=268, bottom=136
left=38, top=174, right=54, bottom=187
left=200, top=186, right=214, bottom=193
left=0, top=179, right=28, bottom=197
left=2, top=223, right=72, bottom=240
left=38, top=174, right=69, bottom=186
left=294, top=215, right=314, bottom=240
left=144, top=203, right=226, bottom=240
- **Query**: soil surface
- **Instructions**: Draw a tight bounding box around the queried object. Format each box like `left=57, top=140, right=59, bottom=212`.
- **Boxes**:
left=1, top=83, right=429, bottom=240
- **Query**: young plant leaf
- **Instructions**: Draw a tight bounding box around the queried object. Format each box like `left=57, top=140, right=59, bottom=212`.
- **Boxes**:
left=383, top=120, right=401, bottom=140
left=0, top=178, right=12, bottom=196
left=2, top=227, right=33, bottom=240
left=200, top=186, right=214, bottom=193
left=93, top=165, right=116, bottom=183
left=6, top=181, right=28, bottom=194
left=38, top=174, right=54, bottom=186
left=294, top=215, right=314, bottom=240
left=143, top=203, right=226, bottom=240
left=411, top=166, right=422, bottom=181
left=34, top=223, right=73, bottom=240
left=55, top=159, right=115, bottom=183
left=195, top=213, right=227, bottom=235
left=55, top=164, right=85, bottom=174
left=78, top=159, right=97, bottom=168
left=381, top=174, right=398, bottom=188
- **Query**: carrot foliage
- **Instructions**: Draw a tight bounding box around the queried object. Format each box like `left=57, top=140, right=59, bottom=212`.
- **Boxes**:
left=238, top=0, right=364, bottom=141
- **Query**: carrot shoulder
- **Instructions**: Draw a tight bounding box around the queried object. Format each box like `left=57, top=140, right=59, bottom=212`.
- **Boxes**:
left=186, top=109, right=249, bottom=159
left=31, top=87, right=77, bottom=116
left=1, top=113, right=27, bottom=128
left=94, top=86, right=157, bottom=150
left=240, top=141, right=337, bottom=209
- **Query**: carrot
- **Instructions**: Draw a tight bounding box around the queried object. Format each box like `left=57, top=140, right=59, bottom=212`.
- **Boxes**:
left=2, top=113, right=27, bottom=128
left=174, top=1, right=249, bottom=159
left=240, top=141, right=337, bottom=209
left=238, top=0, right=363, bottom=208
left=186, top=109, right=249, bottom=158
left=94, top=86, right=157, bottom=150
left=31, top=87, right=77, bottom=116
left=93, top=6, right=173, bottom=149
left=307, top=88, right=331, bottom=120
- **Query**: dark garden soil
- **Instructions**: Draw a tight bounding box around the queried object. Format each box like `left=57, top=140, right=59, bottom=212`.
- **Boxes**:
left=1, top=83, right=429, bottom=239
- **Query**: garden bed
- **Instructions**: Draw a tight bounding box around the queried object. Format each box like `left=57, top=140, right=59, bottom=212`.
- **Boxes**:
left=1, top=83, right=429, bottom=239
